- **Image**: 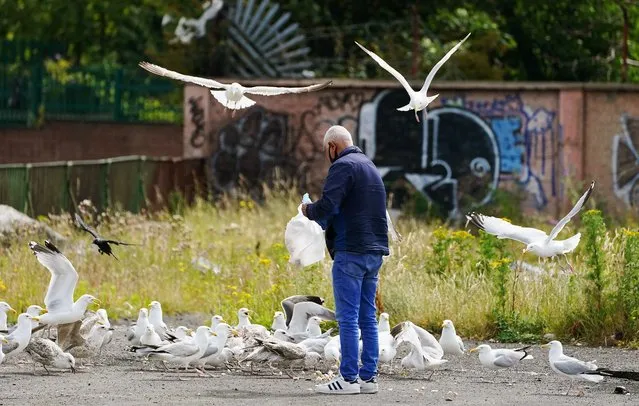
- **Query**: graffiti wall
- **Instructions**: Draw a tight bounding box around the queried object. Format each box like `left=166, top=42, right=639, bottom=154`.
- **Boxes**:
left=184, top=82, right=639, bottom=218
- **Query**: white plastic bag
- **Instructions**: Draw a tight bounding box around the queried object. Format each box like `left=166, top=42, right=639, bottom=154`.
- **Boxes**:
left=284, top=194, right=326, bottom=267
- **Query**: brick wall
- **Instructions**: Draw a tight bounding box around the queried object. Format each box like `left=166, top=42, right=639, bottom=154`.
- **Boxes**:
left=0, top=121, right=182, bottom=163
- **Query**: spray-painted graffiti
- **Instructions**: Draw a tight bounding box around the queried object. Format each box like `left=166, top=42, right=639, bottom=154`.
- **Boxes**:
left=188, top=95, right=206, bottom=149
left=612, top=113, right=639, bottom=207
left=442, top=94, right=556, bottom=210
left=201, top=87, right=556, bottom=216
left=210, top=107, right=288, bottom=194
left=359, top=90, right=556, bottom=217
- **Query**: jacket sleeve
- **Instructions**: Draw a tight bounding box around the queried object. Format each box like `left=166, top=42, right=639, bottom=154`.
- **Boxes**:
left=305, top=161, right=353, bottom=222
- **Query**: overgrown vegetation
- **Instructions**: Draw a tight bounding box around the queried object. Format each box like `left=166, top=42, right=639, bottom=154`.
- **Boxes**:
left=0, top=188, right=637, bottom=346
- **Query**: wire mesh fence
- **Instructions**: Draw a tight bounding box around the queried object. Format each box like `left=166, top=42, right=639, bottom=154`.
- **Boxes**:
left=0, top=156, right=208, bottom=217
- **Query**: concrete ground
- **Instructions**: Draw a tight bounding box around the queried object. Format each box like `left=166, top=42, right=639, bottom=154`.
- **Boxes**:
left=1, top=321, right=638, bottom=406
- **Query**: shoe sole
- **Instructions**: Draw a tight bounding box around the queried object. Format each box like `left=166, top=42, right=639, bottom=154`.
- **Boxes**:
left=360, top=389, right=378, bottom=394
left=315, top=390, right=361, bottom=395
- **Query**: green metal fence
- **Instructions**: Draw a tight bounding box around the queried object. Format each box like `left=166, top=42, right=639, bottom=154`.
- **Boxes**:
left=0, top=40, right=183, bottom=127
left=0, top=156, right=208, bottom=217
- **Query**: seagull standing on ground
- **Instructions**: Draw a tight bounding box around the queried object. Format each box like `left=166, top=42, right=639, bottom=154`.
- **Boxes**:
left=439, top=319, right=465, bottom=356
left=541, top=340, right=603, bottom=396
left=138, top=61, right=333, bottom=112
left=0, top=302, right=16, bottom=331
left=2, top=313, right=35, bottom=359
left=355, top=33, right=471, bottom=122
left=149, top=301, right=169, bottom=338
left=466, top=181, right=595, bottom=272
left=25, top=337, right=76, bottom=375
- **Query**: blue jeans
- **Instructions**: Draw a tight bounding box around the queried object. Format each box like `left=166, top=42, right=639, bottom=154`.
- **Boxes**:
left=332, top=251, right=383, bottom=382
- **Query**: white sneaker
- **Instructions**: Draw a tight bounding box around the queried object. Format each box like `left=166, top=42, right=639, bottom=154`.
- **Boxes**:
left=360, top=377, right=378, bottom=394
left=315, top=376, right=360, bottom=395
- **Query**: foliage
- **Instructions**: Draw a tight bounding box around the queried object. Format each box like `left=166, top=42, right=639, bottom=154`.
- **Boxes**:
left=0, top=0, right=636, bottom=83
left=619, top=229, right=639, bottom=337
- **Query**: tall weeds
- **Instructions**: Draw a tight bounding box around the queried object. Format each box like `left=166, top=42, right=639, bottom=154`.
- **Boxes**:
left=0, top=190, right=638, bottom=345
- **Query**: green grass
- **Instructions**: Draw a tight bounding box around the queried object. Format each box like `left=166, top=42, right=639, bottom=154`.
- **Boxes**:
left=0, top=189, right=638, bottom=346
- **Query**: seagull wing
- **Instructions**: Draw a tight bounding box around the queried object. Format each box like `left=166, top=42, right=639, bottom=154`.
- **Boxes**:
left=280, top=295, right=325, bottom=327
left=355, top=41, right=415, bottom=97
left=155, top=341, right=199, bottom=357
left=553, top=355, right=597, bottom=375
left=287, top=302, right=336, bottom=334
left=412, top=324, right=443, bottom=357
left=29, top=241, right=79, bottom=313
left=243, top=81, right=333, bottom=96
left=419, top=33, right=471, bottom=94
left=546, top=181, right=595, bottom=242
left=138, top=61, right=229, bottom=90
left=74, top=213, right=100, bottom=239
left=466, top=213, right=548, bottom=245
left=493, top=352, right=518, bottom=368
left=2, top=340, right=19, bottom=354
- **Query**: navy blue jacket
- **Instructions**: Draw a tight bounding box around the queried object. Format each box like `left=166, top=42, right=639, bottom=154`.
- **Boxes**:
left=305, top=146, right=389, bottom=257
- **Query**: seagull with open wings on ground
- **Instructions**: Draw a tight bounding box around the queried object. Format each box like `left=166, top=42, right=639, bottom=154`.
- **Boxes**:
left=466, top=181, right=595, bottom=272
left=138, top=61, right=333, bottom=112
left=74, top=213, right=137, bottom=260
left=355, top=33, right=470, bottom=122
left=28, top=240, right=99, bottom=331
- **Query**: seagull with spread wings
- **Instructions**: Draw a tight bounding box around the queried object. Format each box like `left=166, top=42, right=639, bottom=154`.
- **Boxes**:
left=29, top=240, right=99, bottom=330
left=138, top=61, right=333, bottom=112
left=74, top=213, right=137, bottom=260
left=466, top=181, right=595, bottom=272
left=355, top=33, right=470, bottom=122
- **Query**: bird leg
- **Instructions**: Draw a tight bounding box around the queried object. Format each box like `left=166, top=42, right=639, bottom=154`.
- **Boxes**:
left=415, top=110, right=420, bottom=123
left=285, top=366, right=296, bottom=379
left=43, top=364, right=51, bottom=375
left=565, top=380, right=574, bottom=396
left=426, top=370, right=436, bottom=381
left=177, top=365, right=190, bottom=381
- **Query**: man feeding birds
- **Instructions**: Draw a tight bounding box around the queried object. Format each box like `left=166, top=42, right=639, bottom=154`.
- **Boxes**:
left=301, top=125, right=389, bottom=395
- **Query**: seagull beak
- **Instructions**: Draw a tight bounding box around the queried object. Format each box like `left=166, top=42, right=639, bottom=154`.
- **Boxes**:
left=187, top=329, right=194, bottom=335
left=540, top=343, right=550, bottom=349
left=8, top=307, right=17, bottom=314
left=93, top=299, right=101, bottom=305
left=1, top=336, right=8, bottom=343
left=32, top=316, right=41, bottom=322
left=469, top=347, right=478, bottom=354
left=231, top=329, right=240, bottom=337
left=71, top=365, right=76, bottom=373
left=210, top=331, right=218, bottom=337
left=108, top=327, right=115, bottom=331
left=40, top=308, right=48, bottom=314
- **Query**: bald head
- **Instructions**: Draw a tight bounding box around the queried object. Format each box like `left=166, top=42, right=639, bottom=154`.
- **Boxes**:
left=323, top=125, right=353, bottom=149
left=323, top=126, right=353, bottom=163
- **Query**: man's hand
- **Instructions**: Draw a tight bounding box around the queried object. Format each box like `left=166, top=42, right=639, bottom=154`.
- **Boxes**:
left=301, top=203, right=309, bottom=218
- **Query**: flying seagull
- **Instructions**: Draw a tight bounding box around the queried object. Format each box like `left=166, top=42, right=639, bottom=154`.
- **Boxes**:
left=138, top=61, right=333, bottom=111
left=74, top=213, right=137, bottom=260
left=355, top=33, right=471, bottom=122
left=466, top=181, right=595, bottom=272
